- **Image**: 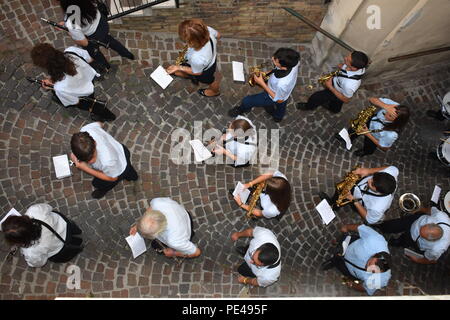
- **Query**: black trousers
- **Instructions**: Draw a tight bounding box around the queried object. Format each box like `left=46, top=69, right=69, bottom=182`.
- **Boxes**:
left=86, top=14, right=134, bottom=70
left=305, top=89, right=344, bottom=113
left=48, top=212, right=83, bottom=263
left=237, top=261, right=257, bottom=278
left=378, top=213, right=426, bottom=250
left=329, top=234, right=359, bottom=280
left=92, top=144, right=138, bottom=193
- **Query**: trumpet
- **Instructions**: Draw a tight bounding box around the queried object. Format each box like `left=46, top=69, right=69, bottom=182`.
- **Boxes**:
left=335, top=166, right=361, bottom=207
left=248, top=62, right=271, bottom=87
left=175, top=44, right=188, bottom=66
left=246, top=182, right=266, bottom=219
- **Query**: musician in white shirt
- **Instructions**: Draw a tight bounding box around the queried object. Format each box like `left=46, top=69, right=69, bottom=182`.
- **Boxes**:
left=233, top=171, right=292, bottom=220
left=129, top=198, right=201, bottom=259
left=231, top=227, right=281, bottom=287
left=166, top=19, right=221, bottom=97
left=211, top=116, right=257, bottom=167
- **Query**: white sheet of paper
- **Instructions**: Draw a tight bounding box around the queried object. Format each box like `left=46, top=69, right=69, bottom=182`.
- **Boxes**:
left=233, top=182, right=251, bottom=204
left=404, top=248, right=424, bottom=259
left=232, top=61, right=245, bottom=82
left=53, top=154, right=72, bottom=179
left=0, top=208, right=21, bottom=231
left=150, top=65, right=173, bottom=89
left=315, top=199, right=336, bottom=225
left=342, top=235, right=351, bottom=255
left=189, top=140, right=213, bottom=162
left=431, top=185, right=442, bottom=204
left=126, top=233, right=147, bottom=259
left=339, top=128, right=352, bottom=150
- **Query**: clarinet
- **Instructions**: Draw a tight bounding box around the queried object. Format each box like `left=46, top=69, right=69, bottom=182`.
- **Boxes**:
left=26, top=77, right=107, bottom=106
left=40, top=18, right=109, bottom=48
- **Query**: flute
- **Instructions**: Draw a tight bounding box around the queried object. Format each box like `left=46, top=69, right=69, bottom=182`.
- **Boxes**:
left=26, top=77, right=107, bottom=106
left=40, top=18, right=109, bottom=48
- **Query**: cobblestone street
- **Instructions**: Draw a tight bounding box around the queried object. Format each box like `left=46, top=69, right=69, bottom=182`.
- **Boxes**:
left=0, top=4, right=449, bottom=299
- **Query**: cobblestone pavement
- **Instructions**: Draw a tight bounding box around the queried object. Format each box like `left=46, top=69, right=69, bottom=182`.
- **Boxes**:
left=0, top=26, right=449, bottom=299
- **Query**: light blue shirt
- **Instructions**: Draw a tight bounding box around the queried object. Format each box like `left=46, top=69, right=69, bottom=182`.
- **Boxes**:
left=344, top=225, right=391, bottom=295
left=369, top=106, right=399, bottom=148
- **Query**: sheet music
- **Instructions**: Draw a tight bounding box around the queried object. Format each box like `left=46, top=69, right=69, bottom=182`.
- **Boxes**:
left=126, top=233, right=147, bottom=259
left=315, top=199, right=336, bottom=225
left=431, top=185, right=442, bottom=204
left=189, top=140, right=213, bottom=162
left=0, top=208, right=21, bottom=231
left=53, top=154, right=72, bottom=179
left=339, top=128, right=352, bottom=150
left=232, top=61, right=245, bottom=82
left=150, top=65, right=173, bottom=89
left=404, top=248, right=424, bottom=259
left=342, top=235, right=351, bottom=255
left=233, top=182, right=251, bottom=204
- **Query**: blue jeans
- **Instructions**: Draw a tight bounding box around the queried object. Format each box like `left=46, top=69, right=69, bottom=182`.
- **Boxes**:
left=239, top=92, right=287, bottom=120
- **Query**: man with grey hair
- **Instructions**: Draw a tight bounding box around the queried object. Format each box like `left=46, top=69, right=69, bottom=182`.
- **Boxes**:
left=129, top=198, right=201, bottom=259
left=378, top=206, right=450, bottom=264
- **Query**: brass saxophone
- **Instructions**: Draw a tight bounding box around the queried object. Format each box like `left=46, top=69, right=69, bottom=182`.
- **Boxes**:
left=318, top=69, right=340, bottom=85
left=246, top=181, right=267, bottom=219
left=175, top=44, right=188, bottom=66
left=248, top=62, right=270, bottom=87
left=335, top=166, right=361, bottom=207
left=350, top=106, right=377, bottom=135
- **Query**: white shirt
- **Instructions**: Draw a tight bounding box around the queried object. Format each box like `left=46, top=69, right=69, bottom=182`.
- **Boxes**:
left=333, top=64, right=365, bottom=98
left=185, top=26, right=218, bottom=74
left=224, top=116, right=257, bottom=166
left=268, top=62, right=299, bottom=102
left=260, top=171, right=288, bottom=219
left=65, top=9, right=101, bottom=41
left=21, top=204, right=67, bottom=268
left=244, top=227, right=281, bottom=287
left=80, top=122, right=127, bottom=178
left=410, top=207, right=450, bottom=261
left=369, top=98, right=399, bottom=148
left=150, top=198, right=197, bottom=255
left=53, top=47, right=99, bottom=106
left=353, top=166, right=399, bottom=225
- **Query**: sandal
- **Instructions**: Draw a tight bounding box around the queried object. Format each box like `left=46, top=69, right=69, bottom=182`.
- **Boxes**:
left=197, top=88, right=220, bottom=97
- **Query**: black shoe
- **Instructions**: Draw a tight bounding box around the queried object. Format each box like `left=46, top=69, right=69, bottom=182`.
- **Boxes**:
left=273, top=117, right=283, bottom=123
left=91, top=189, right=109, bottom=199
left=354, top=149, right=368, bottom=157
left=319, top=192, right=332, bottom=203
left=235, top=245, right=249, bottom=257
left=388, top=237, right=402, bottom=247
left=296, top=102, right=309, bottom=110
left=321, top=257, right=336, bottom=271
left=228, top=107, right=243, bottom=118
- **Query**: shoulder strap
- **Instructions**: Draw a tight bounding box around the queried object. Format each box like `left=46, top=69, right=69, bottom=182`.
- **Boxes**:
left=267, top=258, right=281, bottom=269
left=438, top=222, right=450, bottom=228
left=202, top=38, right=215, bottom=72
left=338, top=69, right=363, bottom=80
left=343, top=257, right=366, bottom=271
left=32, top=219, right=66, bottom=244
left=65, top=51, right=89, bottom=65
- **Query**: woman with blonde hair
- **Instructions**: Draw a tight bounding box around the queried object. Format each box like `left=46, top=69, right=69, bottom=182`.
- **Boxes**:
left=166, top=19, right=221, bottom=97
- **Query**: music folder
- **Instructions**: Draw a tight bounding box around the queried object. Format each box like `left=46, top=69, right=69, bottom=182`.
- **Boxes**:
left=315, top=199, right=336, bottom=225
left=233, top=182, right=251, bottom=204
left=338, top=128, right=352, bottom=150
left=126, top=232, right=147, bottom=259
left=189, top=140, right=213, bottom=162
left=232, top=61, right=245, bottom=82
left=52, top=154, right=72, bottom=179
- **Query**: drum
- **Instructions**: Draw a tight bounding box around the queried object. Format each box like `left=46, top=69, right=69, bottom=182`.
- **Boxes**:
left=436, top=137, right=450, bottom=167
left=441, top=91, right=450, bottom=119
left=441, top=191, right=450, bottom=215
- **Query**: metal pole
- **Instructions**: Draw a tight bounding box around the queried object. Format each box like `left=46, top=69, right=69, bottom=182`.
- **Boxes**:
left=283, top=7, right=355, bottom=52
left=388, top=46, right=450, bottom=62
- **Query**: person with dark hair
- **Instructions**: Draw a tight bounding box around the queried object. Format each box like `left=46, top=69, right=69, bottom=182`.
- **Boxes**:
left=70, top=121, right=138, bottom=199
left=231, top=227, right=281, bottom=287
left=340, top=97, right=410, bottom=157
left=58, top=0, right=134, bottom=73
left=228, top=48, right=300, bottom=122
left=166, top=19, right=221, bottom=97
left=320, top=166, right=399, bottom=225
left=297, top=51, right=369, bottom=113
left=378, top=206, right=450, bottom=264
left=321, top=224, right=391, bottom=295
left=209, top=116, right=257, bottom=168
left=30, top=43, right=115, bottom=121
left=233, top=171, right=292, bottom=220
left=1, top=204, right=83, bottom=267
